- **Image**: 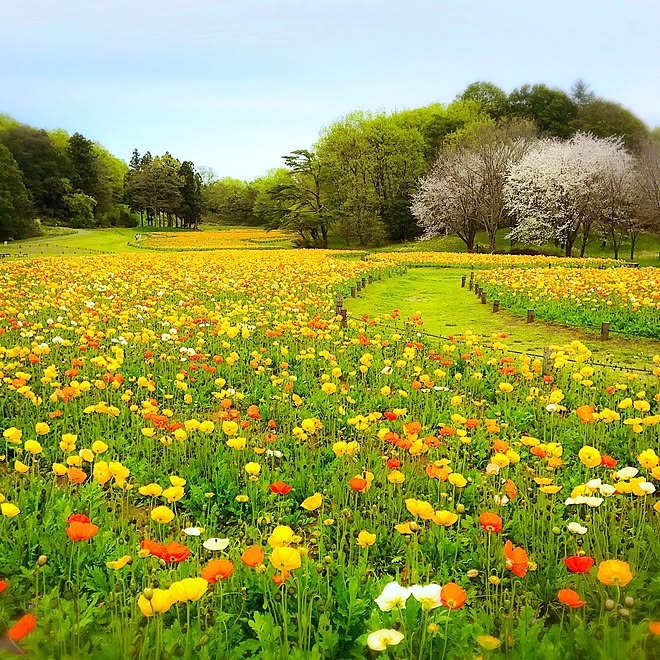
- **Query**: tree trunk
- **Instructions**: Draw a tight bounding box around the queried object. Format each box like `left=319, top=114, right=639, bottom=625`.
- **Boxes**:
left=321, top=223, right=328, bottom=250
left=489, top=229, right=496, bottom=254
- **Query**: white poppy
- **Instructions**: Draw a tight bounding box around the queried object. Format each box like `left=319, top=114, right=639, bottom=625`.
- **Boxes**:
left=567, top=522, right=588, bottom=534
left=203, top=537, right=230, bottom=551
left=375, top=581, right=412, bottom=612
left=367, top=629, right=405, bottom=651
left=183, top=527, right=203, bottom=536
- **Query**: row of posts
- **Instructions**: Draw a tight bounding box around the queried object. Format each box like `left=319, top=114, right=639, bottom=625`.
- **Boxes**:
left=460, top=273, right=611, bottom=341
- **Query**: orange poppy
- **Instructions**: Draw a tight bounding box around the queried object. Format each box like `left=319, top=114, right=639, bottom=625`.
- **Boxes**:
left=67, top=467, right=87, bottom=484
left=505, top=479, right=517, bottom=500
left=241, top=545, right=265, bottom=568
left=575, top=405, right=595, bottom=424
left=6, top=613, right=37, bottom=641
left=504, top=540, right=529, bottom=577
left=269, top=481, right=293, bottom=495
left=563, top=555, right=594, bottom=573
left=66, top=521, right=99, bottom=542
left=479, top=512, right=503, bottom=533
left=0, top=579, right=8, bottom=593
left=558, top=589, right=586, bottom=608
left=201, top=559, right=234, bottom=583
left=440, top=582, right=466, bottom=609
left=349, top=476, right=368, bottom=492
left=161, top=542, right=190, bottom=563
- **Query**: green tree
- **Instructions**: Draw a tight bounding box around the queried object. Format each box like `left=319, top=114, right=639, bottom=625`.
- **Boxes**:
left=204, top=177, right=257, bottom=225
left=64, top=191, right=97, bottom=228
left=571, top=99, right=649, bottom=149
left=178, top=161, right=203, bottom=229
left=0, top=144, right=39, bottom=240
left=458, top=81, right=508, bottom=119
left=507, top=84, right=578, bottom=137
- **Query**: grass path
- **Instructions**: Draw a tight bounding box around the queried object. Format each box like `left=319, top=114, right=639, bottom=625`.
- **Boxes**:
left=345, top=268, right=660, bottom=367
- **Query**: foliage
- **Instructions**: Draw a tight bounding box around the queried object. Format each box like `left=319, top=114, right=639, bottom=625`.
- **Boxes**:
left=0, top=144, right=38, bottom=240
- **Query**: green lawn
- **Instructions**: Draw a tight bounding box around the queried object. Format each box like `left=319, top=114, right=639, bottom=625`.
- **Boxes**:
left=345, top=268, right=660, bottom=368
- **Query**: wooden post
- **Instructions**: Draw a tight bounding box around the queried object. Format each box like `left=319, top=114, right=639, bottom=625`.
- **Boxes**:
left=480, top=292, right=487, bottom=304
left=368, top=275, right=373, bottom=285
left=361, top=277, right=366, bottom=287
left=469, top=279, right=473, bottom=291
left=492, top=300, right=500, bottom=312
left=339, top=309, right=347, bottom=327
left=350, top=287, right=356, bottom=298
left=461, top=275, right=466, bottom=288
left=378, top=273, right=381, bottom=281
left=356, top=281, right=361, bottom=292
left=527, top=309, right=535, bottom=323
left=601, top=322, right=610, bottom=340
left=542, top=347, right=552, bottom=375
left=335, top=292, right=343, bottom=315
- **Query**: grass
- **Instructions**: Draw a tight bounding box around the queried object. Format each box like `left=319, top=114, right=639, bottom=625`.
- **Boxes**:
left=345, top=268, right=660, bottom=368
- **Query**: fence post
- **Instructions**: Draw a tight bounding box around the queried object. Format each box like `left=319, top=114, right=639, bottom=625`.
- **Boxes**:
left=601, top=322, right=610, bottom=341
left=335, top=292, right=343, bottom=316
left=356, top=281, right=361, bottom=293
left=461, top=275, right=466, bottom=288
left=527, top=309, right=535, bottom=323
left=368, top=275, right=373, bottom=285
left=469, top=278, right=473, bottom=291
left=542, top=347, right=552, bottom=375
left=480, top=292, right=487, bottom=304
left=350, top=286, right=356, bottom=298
left=339, top=309, right=347, bottom=327
left=492, top=300, right=500, bottom=313
left=361, top=277, right=366, bottom=288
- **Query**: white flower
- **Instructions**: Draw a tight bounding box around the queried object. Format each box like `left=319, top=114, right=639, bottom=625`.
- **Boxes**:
left=586, top=478, right=602, bottom=489
left=494, top=494, right=509, bottom=506
left=616, top=467, right=638, bottom=479
left=584, top=497, right=603, bottom=508
left=203, top=537, right=230, bottom=551
left=410, top=584, right=442, bottom=610
left=183, top=527, right=203, bottom=536
left=486, top=463, right=500, bottom=475
left=380, top=366, right=393, bottom=375
left=639, top=482, right=655, bottom=494
left=375, top=581, right=411, bottom=611
left=546, top=403, right=558, bottom=412
left=599, top=484, right=616, bottom=496
left=567, top=522, right=588, bottom=535
left=367, top=628, right=405, bottom=651
left=266, top=450, right=283, bottom=458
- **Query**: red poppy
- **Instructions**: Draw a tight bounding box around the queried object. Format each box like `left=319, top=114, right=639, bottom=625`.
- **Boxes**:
left=201, top=559, right=234, bottom=582
left=161, top=542, right=190, bottom=563
left=241, top=545, right=265, bottom=568
left=269, top=481, right=293, bottom=495
left=66, top=521, right=99, bottom=541
left=601, top=454, right=617, bottom=468
left=67, top=513, right=91, bottom=524
left=387, top=458, right=401, bottom=469
left=0, top=580, right=8, bottom=593
left=440, top=582, right=466, bottom=609
left=384, top=412, right=398, bottom=421
left=141, top=539, right=165, bottom=558
left=504, top=540, right=529, bottom=577
left=479, top=512, right=503, bottom=533
left=558, top=589, right=586, bottom=608
left=348, top=476, right=367, bottom=492
left=6, top=614, right=37, bottom=641
left=563, top=555, right=595, bottom=573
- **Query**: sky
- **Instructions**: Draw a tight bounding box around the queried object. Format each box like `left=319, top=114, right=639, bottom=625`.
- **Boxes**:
left=2, top=0, right=659, bottom=180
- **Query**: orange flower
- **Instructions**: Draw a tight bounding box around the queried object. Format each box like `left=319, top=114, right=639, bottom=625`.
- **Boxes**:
left=6, top=613, right=37, bottom=641
left=201, top=559, right=234, bottom=582
left=349, top=476, right=368, bottom=492
left=0, top=579, right=8, bottom=593
left=597, top=560, right=633, bottom=587
left=241, top=545, right=265, bottom=568
left=66, top=520, right=99, bottom=541
left=575, top=405, right=595, bottom=424
left=479, top=512, right=503, bottom=533
left=649, top=621, right=660, bottom=636
left=504, top=540, right=529, bottom=577
left=67, top=467, right=87, bottom=484
left=161, top=542, right=190, bottom=563
left=440, top=582, right=466, bottom=609
left=505, top=479, right=517, bottom=500
left=558, top=589, right=586, bottom=608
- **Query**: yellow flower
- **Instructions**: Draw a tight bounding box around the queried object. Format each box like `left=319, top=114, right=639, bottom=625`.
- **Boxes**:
left=321, top=382, right=337, bottom=395
left=499, top=383, right=513, bottom=393
left=267, top=525, right=296, bottom=548
left=79, top=448, right=95, bottom=463
left=244, top=462, right=261, bottom=476
left=3, top=427, right=22, bottom=444
left=477, top=636, right=502, bottom=651
left=448, top=473, right=467, bottom=488
left=638, top=449, right=659, bottom=470
left=15, top=461, right=29, bottom=474
left=139, top=483, right=163, bottom=497
left=226, top=437, right=246, bottom=450
left=169, top=577, right=208, bottom=602
left=151, top=506, right=175, bottom=524
left=1, top=502, right=20, bottom=517
left=597, top=559, right=633, bottom=587
left=137, top=589, right=175, bottom=616
left=23, top=439, right=43, bottom=455
left=52, top=462, right=68, bottom=476
left=235, top=494, right=249, bottom=503
left=270, top=546, right=301, bottom=572
left=35, top=422, right=50, bottom=436
left=387, top=470, right=405, bottom=484
left=162, top=486, right=185, bottom=503
left=405, top=498, right=435, bottom=520
left=106, top=555, right=131, bottom=570
left=222, top=420, right=239, bottom=436
left=540, top=485, right=562, bottom=494
left=578, top=446, right=601, bottom=468
left=169, top=476, right=186, bottom=487
left=301, top=493, right=323, bottom=511
left=357, top=531, right=376, bottom=547
left=93, top=461, right=112, bottom=485
left=92, top=441, right=108, bottom=454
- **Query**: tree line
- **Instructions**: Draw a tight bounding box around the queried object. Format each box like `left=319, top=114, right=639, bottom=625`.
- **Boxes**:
left=2, top=80, right=658, bottom=251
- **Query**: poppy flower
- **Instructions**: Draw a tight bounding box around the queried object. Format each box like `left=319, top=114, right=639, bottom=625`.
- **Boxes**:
left=137, top=589, right=174, bottom=616
left=269, top=547, right=301, bottom=573
left=0, top=580, right=8, bottom=593
left=349, top=476, right=368, bottom=492
left=601, top=454, right=617, bottom=468
left=170, top=577, right=208, bottom=602
left=201, top=558, right=234, bottom=582
left=6, top=613, right=37, bottom=641
left=558, top=589, right=586, bottom=608
left=504, top=540, right=529, bottom=577
left=563, top=555, right=595, bottom=573
left=67, top=520, right=99, bottom=541
left=479, top=512, right=503, bottom=533
left=300, top=493, right=323, bottom=511
left=440, top=582, right=466, bottom=609
left=597, top=559, right=633, bottom=587
left=161, top=542, right=190, bottom=563
left=241, top=545, right=265, bottom=567
left=203, top=537, right=230, bottom=551
left=269, top=481, right=292, bottom=495
left=141, top=539, right=166, bottom=558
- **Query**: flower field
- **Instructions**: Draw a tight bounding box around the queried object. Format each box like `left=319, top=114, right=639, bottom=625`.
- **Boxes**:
left=0, top=250, right=659, bottom=658
left=476, top=267, right=660, bottom=338
left=134, top=229, right=294, bottom=251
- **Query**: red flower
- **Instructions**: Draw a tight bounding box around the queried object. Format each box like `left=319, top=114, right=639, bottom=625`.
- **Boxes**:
left=479, top=512, right=503, bottom=533
left=66, top=521, right=99, bottom=541
left=0, top=580, right=8, bottom=593
left=601, top=454, right=617, bottom=468
left=558, top=589, right=586, bottom=608
left=141, top=539, right=165, bottom=558
left=348, top=476, right=367, bottom=492
left=269, top=481, right=293, bottom=495
left=563, top=555, right=595, bottom=573
left=201, top=559, right=234, bottom=582
left=384, top=412, right=398, bottom=421
left=67, top=513, right=90, bottom=524
left=504, top=540, right=529, bottom=577
left=6, top=614, right=37, bottom=641
left=161, top=542, right=190, bottom=563
left=387, top=458, right=401, bottom=469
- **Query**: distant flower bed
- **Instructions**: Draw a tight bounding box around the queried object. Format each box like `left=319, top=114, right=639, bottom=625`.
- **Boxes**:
left=477, top=266, right=660, bottom=338
left=136, top=228, right=294, bottom=250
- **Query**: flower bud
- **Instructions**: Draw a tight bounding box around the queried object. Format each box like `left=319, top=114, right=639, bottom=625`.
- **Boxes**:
left=142, top=588, right=154, bottom=601
left=605, top=598, right=615, bottom=610
left=623, top=596, right=634, bottom=608
left=456, top=504, right=465, bottom=514
left=409, top=521, right=419, bottom=532
left=551, top=527, right=561, bottom=535
left=467, top=569, right=479, bottom=578
left=37, top=554, right=48, bottom=566
left=618, top=608, right=630, bottom=618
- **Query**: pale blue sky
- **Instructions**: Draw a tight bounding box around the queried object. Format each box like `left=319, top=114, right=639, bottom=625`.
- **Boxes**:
left=2, top=0, right=658, bottom=179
